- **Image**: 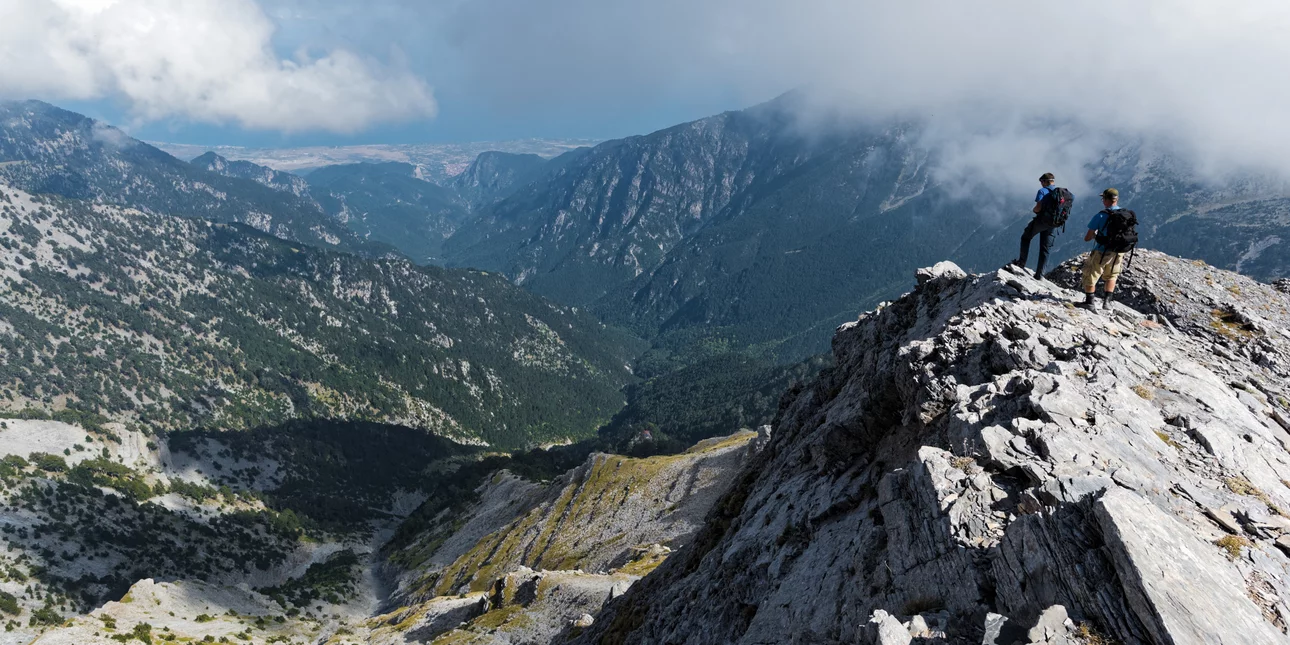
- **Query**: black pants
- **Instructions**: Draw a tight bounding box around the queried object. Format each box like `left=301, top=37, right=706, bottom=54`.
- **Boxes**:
left=1019, top=217, right=1059, bottom=275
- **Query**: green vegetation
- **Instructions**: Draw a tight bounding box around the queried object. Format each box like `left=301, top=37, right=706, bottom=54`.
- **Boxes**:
left=0, top=100, right=376, bottom=257
left=4, top=477, right=297, bottom=608
left=261, top=550, right=360, bottom=607
left=110, top=621, right=152, bottom=644
left=0, top=407, right=109, bottom=432
left=308, top=162, right=470, bottom=263
left=169, top=419, right=480, bottom=532
left=28, top=602, right=61, bottom=627
left=0, top=591, right=18, bottom=615
left=1215, top=535, right=1253, bottom=561
left=601, top=352, right=827, bottom=455
left=68, top=458, right=155, bottom=500
left=0, top=186, right=634, bottom=448
left=1225, top=476, right=1288, bottom=517
left=29, top=453, right=67, bottom=473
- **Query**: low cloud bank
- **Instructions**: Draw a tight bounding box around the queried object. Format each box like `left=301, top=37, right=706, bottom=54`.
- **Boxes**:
left=0, top=0, right=436, bottom=133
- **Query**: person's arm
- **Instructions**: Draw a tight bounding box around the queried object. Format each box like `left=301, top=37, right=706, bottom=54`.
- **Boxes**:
left=1033, top=187, right=1052, bottom=214
left=1085, top=211, right=1105, bottom=242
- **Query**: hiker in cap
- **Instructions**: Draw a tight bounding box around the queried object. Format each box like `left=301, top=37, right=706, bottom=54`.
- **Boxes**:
left=1012, top=173, right=1073, bottom=280
left=1078, top=188, right=1139, bottom=310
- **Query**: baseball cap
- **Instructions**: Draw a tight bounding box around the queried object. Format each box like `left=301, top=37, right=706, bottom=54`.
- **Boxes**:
left=1039, top=173, right=1055, bottom=182
left=1100, top=188, right=1119, bottom=199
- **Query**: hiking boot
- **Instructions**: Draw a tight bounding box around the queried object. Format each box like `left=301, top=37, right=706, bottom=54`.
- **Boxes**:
left=1008, top=259, right=1026, bottom=270
left=1034, top=271, right=1046, bottom=282
left=1077, top=294, right=1099, bottom=311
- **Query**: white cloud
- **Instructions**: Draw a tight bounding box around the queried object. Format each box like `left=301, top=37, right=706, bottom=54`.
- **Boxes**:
left=443, top=0, right=1290, bottom=189
left=0, top=0, right=436, bottom=133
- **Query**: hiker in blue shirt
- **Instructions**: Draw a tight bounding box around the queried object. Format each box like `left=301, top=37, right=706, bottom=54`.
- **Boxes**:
left=1012, top=173, right=1065, bottom=279
left=1078, top=188, right=1127, bottom=310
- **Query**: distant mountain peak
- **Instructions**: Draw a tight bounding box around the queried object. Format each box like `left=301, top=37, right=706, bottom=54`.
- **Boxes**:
left=0, top=100, right=380, bottom=255
left=190, top=149, right=311, bottom=197
left=190, top=150, right=229, bottom=171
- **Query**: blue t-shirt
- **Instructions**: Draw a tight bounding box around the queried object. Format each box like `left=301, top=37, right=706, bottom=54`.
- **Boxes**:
left=1035, top=186, right=1054, bottom=203
left=1087, top=206, right=1122, bottom=252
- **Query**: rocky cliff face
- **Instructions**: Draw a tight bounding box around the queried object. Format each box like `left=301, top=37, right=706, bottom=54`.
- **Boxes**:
left=442, top=95, right=1289, bottom=361
left=0, top=100, right=377, bottom=256
left=356, top=431, right=761, bottom=644
left=305, top=161, right=473, bottom=263
left=190, top=151, right=313, bottom=197
left=579, top=250, right=1290, bottom=645
left=451, top=151, right=552, bottom=209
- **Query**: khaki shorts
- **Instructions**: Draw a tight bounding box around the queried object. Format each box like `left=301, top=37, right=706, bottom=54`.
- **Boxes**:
left=1081, top=250, right=1125, bottom=290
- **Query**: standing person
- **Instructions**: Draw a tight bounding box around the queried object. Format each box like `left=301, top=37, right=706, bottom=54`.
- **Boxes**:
left=1078, top=188, right=1138, bottom=310
left=1013, top=173, right=1073, bottom=280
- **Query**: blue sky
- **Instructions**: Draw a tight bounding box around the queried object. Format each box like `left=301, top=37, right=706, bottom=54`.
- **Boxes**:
left=0, top=0, right=768, bottom=147
left=64, top=89, right=752, bottom=148
left=2, top=0, right=1287, bottom=183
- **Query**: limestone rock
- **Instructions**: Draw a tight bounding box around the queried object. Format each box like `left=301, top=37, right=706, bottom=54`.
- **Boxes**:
left=575, top=251, right=1290, bottom=645
left=1096, top=489, right=1289, bottom=644
left=917, top=261, right=967, bottom=285
left=1026, top=604, right=1069, bottom=645
left=867, top=609, right=912, bottom=645
left=983, top=612, right=1026, bottom=645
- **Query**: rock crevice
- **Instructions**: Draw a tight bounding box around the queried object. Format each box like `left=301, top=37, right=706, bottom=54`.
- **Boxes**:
left=578, top=251, right=1290, bottom=645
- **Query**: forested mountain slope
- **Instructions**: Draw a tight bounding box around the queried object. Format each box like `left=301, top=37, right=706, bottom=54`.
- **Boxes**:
left=0, top=100, right=382, bottom=257
left=0, top=184, right=635, bottom=448
left=441, top=95, right=1290, bottom=361
left=305, top=162, right=473, bottom=263
left=190, top=151, right=313, bottom=197
left=450, top=150, right=555, bottom=209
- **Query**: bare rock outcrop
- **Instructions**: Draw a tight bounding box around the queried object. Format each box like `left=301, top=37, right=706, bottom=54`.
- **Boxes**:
left=577, top=250, right=1290, bottom=645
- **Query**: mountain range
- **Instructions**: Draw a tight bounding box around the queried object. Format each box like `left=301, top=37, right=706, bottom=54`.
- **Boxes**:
left=0, top=101, right=384, bottom=258
left=152, top=138, right=598, bottom=184
left=3, top=94, right=1290, bottom=644
left=439, top=96, right=1290, bottom=361
left=0, top=182, right=633, bottom=449
left=13, top=96, right=1286, bottom=366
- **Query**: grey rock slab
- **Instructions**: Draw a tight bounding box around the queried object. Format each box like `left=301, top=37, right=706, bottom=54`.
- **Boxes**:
left=982, top=612, right=1027, bottom=645
left=1203, top=505, right=1244, bottom=535
left=1095, top=488, right=1290, bottom=644
left=917, top=261, right=967, bottom=285
left=868, top=609, right=913, bottom=645
left=1026, top=604, right=1069, bottom=645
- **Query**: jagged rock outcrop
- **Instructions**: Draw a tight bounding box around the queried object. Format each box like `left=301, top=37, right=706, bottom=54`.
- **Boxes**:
left=360, top=432, right=760, bottom=644
left=578, top=250, right=1290, bottom=645
left=191, top=151, right=313, bottom=197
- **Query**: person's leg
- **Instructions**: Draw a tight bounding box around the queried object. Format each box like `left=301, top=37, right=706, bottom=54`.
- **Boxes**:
left=1102, top=253, right=1125, bottom=305
left=1080, top=251, right=1104, bottom=308
left=1035, top=225, right=1056, bottom=278
left=1017, top=218, right=1040, bottom=266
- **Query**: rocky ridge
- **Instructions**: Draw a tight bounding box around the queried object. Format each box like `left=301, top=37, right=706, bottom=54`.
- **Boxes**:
left=0, top=100, right=378, bottom=256
left=0, top=182, right=633, bottom=447
left=578, top=250, right=1290, bottom=645
left=363, top=431, right=762, bottom=644
left=191, top=151, right=313, bottom=198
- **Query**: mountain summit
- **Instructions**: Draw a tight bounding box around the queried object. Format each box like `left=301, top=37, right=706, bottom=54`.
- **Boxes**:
left=0, top=100, right=381, bottom=256
left=576, top=251, right=1290, bottom=644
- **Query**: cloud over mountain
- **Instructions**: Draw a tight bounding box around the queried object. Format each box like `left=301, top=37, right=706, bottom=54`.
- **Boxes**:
left=444, top=0, right=1290, bottom=190
left=0, top=0, right=436, bottom=133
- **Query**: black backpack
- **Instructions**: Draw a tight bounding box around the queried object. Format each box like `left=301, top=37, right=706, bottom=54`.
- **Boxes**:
left=1039, top=187, right=1074, bottom=228
left=1095, top=208, right=1139, bottom=253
